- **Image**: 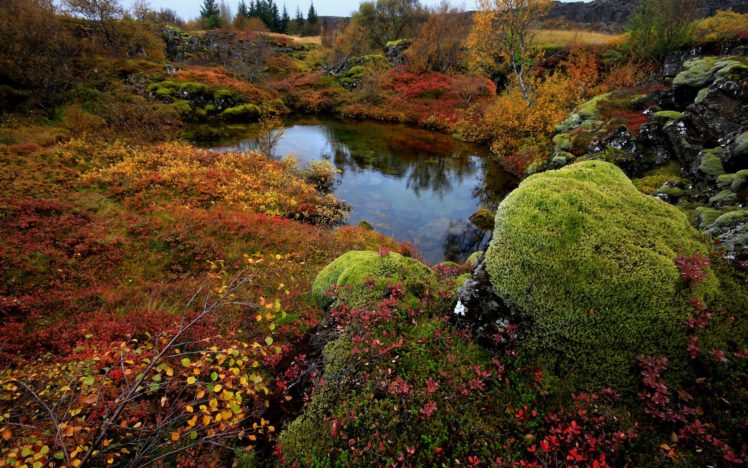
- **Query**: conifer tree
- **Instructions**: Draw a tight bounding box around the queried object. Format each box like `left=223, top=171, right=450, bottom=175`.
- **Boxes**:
left=280, top=4, right=290, bottom=33
left=307, top=1, right=317, bottom=25
left=200, top=0, right=221, bottom=28
left=237, top=0, right=249, bottom=18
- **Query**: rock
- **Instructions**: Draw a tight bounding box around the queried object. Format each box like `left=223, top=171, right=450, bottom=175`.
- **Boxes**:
left=698, top=147, right=726, bottom=181
left=546, top=0, right=748, bottom=26
left=456, top=258, right=515, bottom=345
left=709, top=189, right=739, bottom=206
left=724, top=131, right=748, bottom=172
left=469, top=208, right=495, bottom=231
left=548, top=151, right=574, bottom=169
left=552, top=133, right=573, bottom=152
left=655, top=181, right=687, bottom=202
left=384, top=39, right=411, bottom=65
left=465, top=251, right=484, bottom=265
left=695, top=206, right=723, bottom=230
left=653, top=110, right=684, bottom=121
left=585, top=127, right=653, bottom=176
left=485, top=161, right=715, bottom=392
left=705, top=210, right=748, bottom=265
left=312, top=250, right=436, bottom=310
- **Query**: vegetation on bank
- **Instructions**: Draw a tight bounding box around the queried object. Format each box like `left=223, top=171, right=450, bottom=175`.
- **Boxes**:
left=0, top=0, right=747, bottom=465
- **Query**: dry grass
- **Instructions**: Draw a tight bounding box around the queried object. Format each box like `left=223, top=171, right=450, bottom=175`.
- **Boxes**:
left=533, top=29, right=624, bottom=48
left=266, top=32, right=322, bottom=45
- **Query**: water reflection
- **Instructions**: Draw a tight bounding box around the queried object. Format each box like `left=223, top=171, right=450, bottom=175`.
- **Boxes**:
left=207, top=117, right=516, bottom=264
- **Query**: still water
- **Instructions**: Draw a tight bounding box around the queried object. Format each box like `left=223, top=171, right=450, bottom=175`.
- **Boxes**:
left=202, top=117, right=516, bottom=264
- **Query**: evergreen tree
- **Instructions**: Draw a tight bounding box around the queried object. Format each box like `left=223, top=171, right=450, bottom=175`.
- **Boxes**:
left=307, top=1, right=317, bottom=25
left=270, top=1, right=280, bottom=31
left=200, top=0, right=221, bottom=28
left=280, top=5, right=290, bottom=33
left=237, top=0, right=249, bottom=18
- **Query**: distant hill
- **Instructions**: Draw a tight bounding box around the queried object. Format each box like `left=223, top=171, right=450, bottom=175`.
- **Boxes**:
left=548, top=0, right=748, bottom=25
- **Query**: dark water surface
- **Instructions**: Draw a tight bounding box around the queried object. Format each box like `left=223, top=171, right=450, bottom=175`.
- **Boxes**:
left=202, top=117, right=516, bottom=264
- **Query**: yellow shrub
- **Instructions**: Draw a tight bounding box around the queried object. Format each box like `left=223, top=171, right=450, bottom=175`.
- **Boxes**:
left=693, top=10, right=748, bottom=43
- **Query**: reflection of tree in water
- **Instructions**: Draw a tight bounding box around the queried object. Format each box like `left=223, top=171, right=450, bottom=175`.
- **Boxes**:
left=443, top=220, right=491, bottom=263
left=324, top=121, right=485, bottom=197
left=472, top=159, right=518, bottom=210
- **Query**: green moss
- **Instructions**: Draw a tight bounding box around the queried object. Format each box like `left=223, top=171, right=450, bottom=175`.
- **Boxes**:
left=716, top=173, right=736, bottom=189
left=730, top=170, right=748, bottom=192
left=279, top=338, right=353, bottom=464
left=312, top=251, right=436, bottom=310
left=673, top=56, right=748, bottom=88
left=213, top=89, right=235, bottom=100
left=709, top=189, right=738, bottom=207
left=734, top=132, right=748, bottom=156
left=576, top=92, right=612, bottom=119
left=469, top=208, right=495, bottom=231
left=694, top=87, right=711, bottom=104
left=485, top=161, right=715, bottom=392
left=221, top=104, right=261, bottom=122
left=653, top=110, right=684, bottom=121
left=694, top=206, right=723, bottom=230
left=655, top=182, right=685, bottom=199
left=466, top=251, right=484, bottom=265
left=552, top=133, right=573, bottom=151
left=698, top=148, right=725, bottom=181
left=385, top=38, right=411, bottom=48
left=710, top=209, right=748, bottom=228
left=171, top=99, right=193, bottom=115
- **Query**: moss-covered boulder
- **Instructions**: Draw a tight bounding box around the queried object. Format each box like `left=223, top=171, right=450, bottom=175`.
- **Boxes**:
left=312, top=250, right=436, bottom=310
left=485, top=161, right=715, bottom=392
left=469, top=208, right=495, bottom=231
left=673, top=56, right=748, bottom=89
left=698, top=148, right=726, bottom=181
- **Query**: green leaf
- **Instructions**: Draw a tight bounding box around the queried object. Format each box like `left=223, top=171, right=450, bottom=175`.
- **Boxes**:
left=264, top=336, right=273, bottom=346
left=210, top=371, right=218, bottom=382
left=181, top=358, right=191, bottom=367
left=82, top=376, right=95, bottom=386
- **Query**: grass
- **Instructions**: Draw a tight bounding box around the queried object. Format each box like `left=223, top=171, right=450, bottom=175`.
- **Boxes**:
left=533, top=29, right=624, bottom=49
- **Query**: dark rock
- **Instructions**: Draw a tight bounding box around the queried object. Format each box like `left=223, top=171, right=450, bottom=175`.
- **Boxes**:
left=455, top=259, right=516, bottom=346
left=686, top=79, right=748, bottom=146
left=586, top=127, right=654, bottom=176
left=705, top=210, right=748, bottom=268
left=723, top=132, right=748, bottom=172
left=547, top=0, right=748, bottom=26
left=383, top=39, right=411, bottom=65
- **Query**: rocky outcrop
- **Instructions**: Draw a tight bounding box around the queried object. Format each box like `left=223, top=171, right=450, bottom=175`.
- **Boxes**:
left=549, top=54, right=748, bottom=267
left=547, top=0, right=748, bottom=26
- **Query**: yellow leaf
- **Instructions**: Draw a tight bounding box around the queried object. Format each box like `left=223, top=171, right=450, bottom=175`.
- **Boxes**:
left=187, top=416, right=198, bottom=427
left=187, top=377, right=196, bottom=385
left=213, top=384, right=223, bottom=393
left=186, top=405, right=194, bottom=413
left=203, top=415, right=212, bottom=425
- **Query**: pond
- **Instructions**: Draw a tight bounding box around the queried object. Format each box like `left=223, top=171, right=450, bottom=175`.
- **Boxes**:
left=197, top=117, right=517, bottom=264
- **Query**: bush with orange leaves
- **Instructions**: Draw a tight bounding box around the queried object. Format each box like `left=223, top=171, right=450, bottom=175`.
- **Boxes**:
left=483, top=51, right=596, bottom=171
